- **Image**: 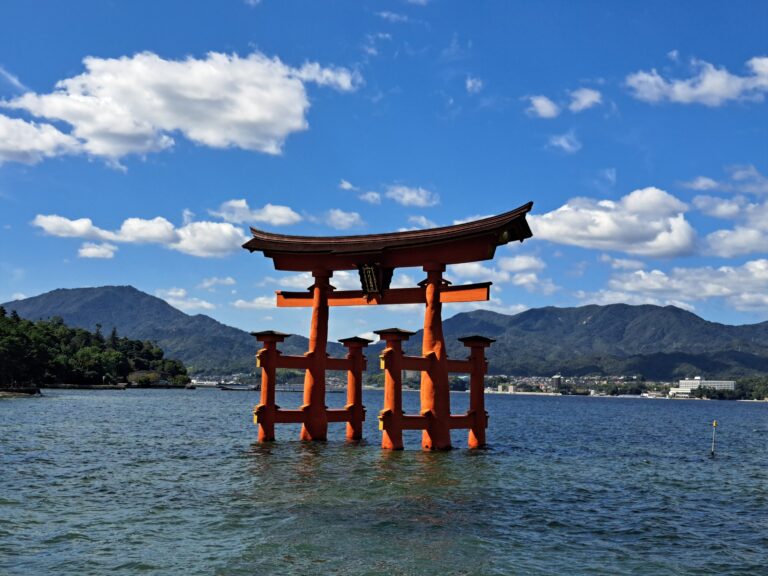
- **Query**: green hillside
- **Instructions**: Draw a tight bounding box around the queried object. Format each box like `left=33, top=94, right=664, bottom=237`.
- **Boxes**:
left=0, top=307, right=188, bottom=387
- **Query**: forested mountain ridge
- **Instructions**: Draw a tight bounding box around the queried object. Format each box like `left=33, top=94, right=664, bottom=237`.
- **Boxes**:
left=396, top=305, right=768, bottom=379
left=4, top=287, right=768, bottom=379
left=1, top=286, right=325, bottom=374
left=0, top=307, right=188, bottom=386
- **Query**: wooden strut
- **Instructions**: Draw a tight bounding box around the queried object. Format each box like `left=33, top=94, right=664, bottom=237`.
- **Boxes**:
left=252, top=328, right=372, bottom=442
left=275, top=282, right=492, bottom=308
left=253, top=328, right=493, bottom=449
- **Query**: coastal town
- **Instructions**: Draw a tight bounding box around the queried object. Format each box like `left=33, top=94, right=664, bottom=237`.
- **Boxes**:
left=187, top=372, right=766, bottom=401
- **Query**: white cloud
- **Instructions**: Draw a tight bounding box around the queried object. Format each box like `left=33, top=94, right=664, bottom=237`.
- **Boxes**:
left=682, top=176, right=718, bottom=191
left=32, top=214, right=107, bottom=239
left=726, top=165, right=768, bottom=195
left=359, top=191, right=381, bottom=204
left=589, top=259, right=768, bottom=312
left=526, top=95, right=560, bottom=118
left=199, top=276, right=236, bottom=290
left=182, top=209, right=195, bottom=225
left=326, top=209, right=363, bottom=230
left=0, top=66, right=27, bottom=91
left=172, top=221, right=248, bottom=257
left=692, top=195, right=745, bottom=219
left=385, top=185, right=439, bottom=207
left=667, top=50, right=680, bottom=62
left=0, top=114, right=80, bottom=165
left=705, top=199, right=768, bottom=257
left=117, top=217, right=179, bottom=243
left=682, top=166, right=768, bottom=195
left=685, top=166, right=768, bottom=257
left=450, top=262, right=509, bottom=284
left=390, top=272, right=417, bottom=289
left=407, top=215, right=437, bottom=229
left=33, top=213, right=248, bottom=258
left=78, top=242, right=117, bottom=259
left=210, top=199, right=302, bottom=226
left=293, top=62, right=362, bottom=92
left=339, top=179, right=357, bottom=191
left=568, top=88, right=602, bottom=112
left=509, top=272, right=558, bottom=294
left=529, top=187, right=696, bottom=257
left=260, top=270, right=360, bottom=291
left=498, top=255, right=546, bottom=273
left=548, top=131, right=582, bottom=153
left=32, top=214, right=181, bottom=244
left=156, top=288, right=215, bottom=311
left=707, top=226, right=768, bottom=257
left=599, top=254, right=645, bottom=270
left=449, top=256, right=557, bottom=294
left=466, top=76, right=484, bottom=94
left=260, top=272, right=314, bottom=290
left=626, top=56, right=768, bottom=106
left=376, top=11, right=408, bottom=23
left=2, top=51, right=360, bottom=165
left=232, top=296, right=275, bottom=309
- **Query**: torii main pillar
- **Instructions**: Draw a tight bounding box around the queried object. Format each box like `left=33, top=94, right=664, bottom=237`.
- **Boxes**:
left=300, top=270, right=331, bottom=441
left=420, top=263, right=451, bottom=450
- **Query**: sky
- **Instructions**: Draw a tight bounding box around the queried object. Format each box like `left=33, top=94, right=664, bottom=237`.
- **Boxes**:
left=1, top=0, right=767, bottom=341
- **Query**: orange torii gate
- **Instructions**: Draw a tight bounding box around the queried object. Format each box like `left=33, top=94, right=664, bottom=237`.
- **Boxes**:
left=243, top=202, right=533, bottom=450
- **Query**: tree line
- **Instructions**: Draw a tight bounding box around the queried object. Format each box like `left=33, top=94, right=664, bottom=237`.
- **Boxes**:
left=0, top=306, right=189, bottom=387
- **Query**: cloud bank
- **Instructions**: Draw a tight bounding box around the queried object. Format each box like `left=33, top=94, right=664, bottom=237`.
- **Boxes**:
left=1, top=50, right=360, bottom=166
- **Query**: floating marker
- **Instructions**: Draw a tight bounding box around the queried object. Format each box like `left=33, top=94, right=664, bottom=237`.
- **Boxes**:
left=710, top=419, right=718, bottom=458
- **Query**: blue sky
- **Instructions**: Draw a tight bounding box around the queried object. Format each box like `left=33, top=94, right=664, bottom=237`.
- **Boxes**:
left=1, top=0, right=767, bottom=340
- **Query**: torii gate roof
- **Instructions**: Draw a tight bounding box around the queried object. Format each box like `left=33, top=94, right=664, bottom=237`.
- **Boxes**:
left=243, top=201, right=533, bottom=271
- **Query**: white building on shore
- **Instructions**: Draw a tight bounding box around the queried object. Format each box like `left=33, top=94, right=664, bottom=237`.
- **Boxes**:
left=668, top=376, right=735, bottom=398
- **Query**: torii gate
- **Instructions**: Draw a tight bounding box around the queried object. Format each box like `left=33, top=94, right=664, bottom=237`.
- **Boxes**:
left=243, top=202, right=533, bottom=450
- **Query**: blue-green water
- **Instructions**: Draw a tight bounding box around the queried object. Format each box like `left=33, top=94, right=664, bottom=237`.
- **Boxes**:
left=1, top=389, right=767, bottom=575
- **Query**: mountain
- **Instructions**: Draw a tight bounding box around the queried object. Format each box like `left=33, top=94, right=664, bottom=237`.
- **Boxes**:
left=395, top=305, right=768, bottom=379
left=1, top=286, right=340, bottom=375
left=5, top=287, right=768, bottom=379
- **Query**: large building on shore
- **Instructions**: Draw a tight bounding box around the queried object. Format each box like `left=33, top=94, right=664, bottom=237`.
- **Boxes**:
left=668, top=376, right=735, bottom=398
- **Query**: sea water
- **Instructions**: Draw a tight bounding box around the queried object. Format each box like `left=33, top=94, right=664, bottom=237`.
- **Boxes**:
left=1, top=389, right=766, bottom=575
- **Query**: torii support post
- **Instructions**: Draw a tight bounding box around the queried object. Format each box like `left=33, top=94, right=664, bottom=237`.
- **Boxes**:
left=252, top=330, right=290, bottom=442
left=459, top=335, right=495, bottom=449
left=300, top=271, right=332, bottom=442
left=420, top=264, right=452, bottom=450
left=339, top=336, right=372, bottom=441
left=377, top=328, right=414, bottom=450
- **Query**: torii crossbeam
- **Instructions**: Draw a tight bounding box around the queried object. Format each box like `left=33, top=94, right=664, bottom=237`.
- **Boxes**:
left=243, top=202, right=533, bottom=450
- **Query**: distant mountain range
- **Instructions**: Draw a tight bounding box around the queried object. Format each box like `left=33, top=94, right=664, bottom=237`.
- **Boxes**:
left=406, top=306, right=768, bottom=379
left=4, top=286, right=768, bottom=379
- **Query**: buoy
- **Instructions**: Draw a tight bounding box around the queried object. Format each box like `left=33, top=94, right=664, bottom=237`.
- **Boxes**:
left=710, top=419, right=718, bottom=458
